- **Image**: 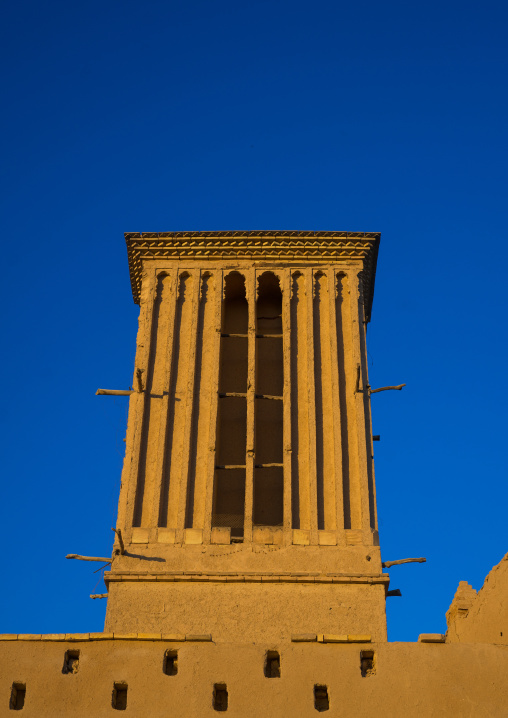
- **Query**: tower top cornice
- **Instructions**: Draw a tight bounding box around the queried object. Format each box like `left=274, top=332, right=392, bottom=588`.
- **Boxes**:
left=125, top=230, right=380, bottom=319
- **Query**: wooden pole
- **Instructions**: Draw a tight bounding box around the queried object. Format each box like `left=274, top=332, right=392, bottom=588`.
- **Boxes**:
left=111, top=527, right=125, bottom=554
left=382, top=557, right=426, bottom=568
left=66, top=554, right=112, bottom=563
left=96, top=389, right=133, bottom=396
left=370, top=384, right=406, bottom=394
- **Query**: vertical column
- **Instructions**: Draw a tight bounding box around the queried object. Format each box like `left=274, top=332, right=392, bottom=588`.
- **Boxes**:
left=281, top=269, right=292, bottom=544
left=132, top=270, right=177, bottom=531
left=327, top=267, right=345, bottom=543
left=244, top=268, right=256, bottom=543
left=349, top=268, right=373, bottom=540
left=188, top=273, right=218, bottom=534
left=357, top=272, right=378, bottom=534
left=159, top=272, right=196, bottom=531
left=203, top=271, right=223, bottom=543
left=149, top=271, right=178, bottom=533
left=305, top=268, right=318, bottom=544
left=313, top=270, right=338, bottom=535
left=336, top=271, right=362, bottom=532
left=175, top=271, right=202, bottom=541
left=118, top=267, right=158, bottom=534
left=290, top=271, right=317, bottom=542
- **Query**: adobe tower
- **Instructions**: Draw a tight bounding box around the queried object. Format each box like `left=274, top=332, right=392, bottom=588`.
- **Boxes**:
left=2, top=231, right=507, bottom=717
left=106, top=231, right=386, bottom=642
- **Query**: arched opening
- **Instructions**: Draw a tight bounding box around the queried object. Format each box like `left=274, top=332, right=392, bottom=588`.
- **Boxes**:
left=254, top=272, right=283, bottom=527
left=212, top=272, right=248, bottom=538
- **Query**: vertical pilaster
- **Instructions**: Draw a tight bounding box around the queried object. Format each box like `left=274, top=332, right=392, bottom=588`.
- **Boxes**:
left=358, top=272, right=378, bottom=534
left=350, top=268, right=373, bottom=540
left=306, top=268, right=318, bottom=544
left=150, top=271, right=178, bottom=531
left=337, top=271, right=362, bottom=532
left=290, top=270, right=317, bottom=540
left=176, top=271, right=202, bottom=540
left=244, top=268, right=256, bottom=543
left=163, top=272, right=196, bottom=533
left=191, top=273, right=219, bottom=534
left=281, top=269, right=292, bottom=544
left=132, top=269, right=176, bottom=530
left=117, top=267, right=158, bottom=533
left=203, top=271, right=223, bottom=543
left=328, top=267, right=345, bottom=543
left=313, top=270, right=338, bottom=533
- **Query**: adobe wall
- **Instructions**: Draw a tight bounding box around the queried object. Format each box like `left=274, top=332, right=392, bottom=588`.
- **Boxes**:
left=1, top=637, right=507, bottom=717
left=104, top=581, right=388, bottom=643
left=446, top=552, right=508, bottom=646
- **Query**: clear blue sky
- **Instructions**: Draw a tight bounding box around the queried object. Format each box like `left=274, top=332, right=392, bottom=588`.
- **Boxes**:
left=1, top=0, right=507, bottom=642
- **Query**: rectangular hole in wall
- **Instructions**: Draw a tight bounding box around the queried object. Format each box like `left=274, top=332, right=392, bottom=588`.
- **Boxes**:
left=264, top=650, right=281, bottom=678
left=256, top=337, right=283, bottom=396
left=253, top=467, right=283, bottom=526
left=212, top=469, right=245, bottom=538
left=9, top=683, right=25, bottom=711
left=62, top=649, right=80, bottom=674
left=215, top=397, right=247, bottom=466
left=213, top=683, right=228, bottom=712
left=360, top=650, right=375, bottom=677
left=254, top=398, right=283, bottom=465
left=112, top=683, right=128, bottom=711
left=314, top=684, right=329, bottom=712
left=219, top=337, right=248, bottom=394
left=163, top=649, right=178, bottom=676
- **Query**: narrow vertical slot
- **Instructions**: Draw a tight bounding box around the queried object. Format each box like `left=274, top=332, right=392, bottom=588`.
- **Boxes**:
left=254, top=273, right=283, bottom=528
left=212, top=272, right=248, bottom=538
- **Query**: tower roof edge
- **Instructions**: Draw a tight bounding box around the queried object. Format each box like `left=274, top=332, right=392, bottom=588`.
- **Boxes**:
left=124, top=230, right=380, bottom=320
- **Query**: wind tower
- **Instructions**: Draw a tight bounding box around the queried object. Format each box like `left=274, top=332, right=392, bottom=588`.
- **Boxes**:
left=106, top=231, right=387, bottom=642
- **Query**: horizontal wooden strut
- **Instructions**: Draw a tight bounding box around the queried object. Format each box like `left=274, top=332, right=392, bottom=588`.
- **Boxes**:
left=96, top=369, right=144, bottom=397
left=382, top=557, right=426, bottom=568
left=96, top=389, right=133, bottom=396
left=369, top=384, right=406, bottom=394
left=66, top=554, right=112, bottom=563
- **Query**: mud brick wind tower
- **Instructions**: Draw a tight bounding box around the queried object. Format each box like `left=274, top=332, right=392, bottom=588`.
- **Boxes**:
left=106, top=231, right=386, bottom=641
left=3, top=230, right=508, bottom=716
